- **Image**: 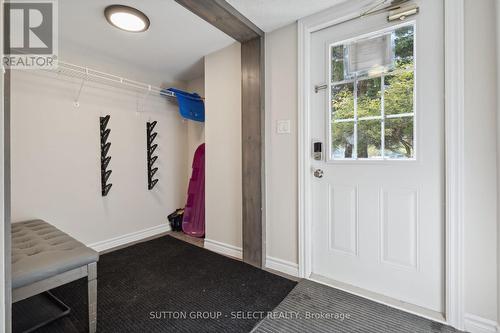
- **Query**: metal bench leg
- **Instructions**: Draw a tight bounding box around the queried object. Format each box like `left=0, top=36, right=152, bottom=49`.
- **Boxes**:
left=88, top=262, right=97, bottom=333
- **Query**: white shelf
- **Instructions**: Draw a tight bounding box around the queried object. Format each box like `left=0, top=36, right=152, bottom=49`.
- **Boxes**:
left=49, top=61, right=176, bottom=99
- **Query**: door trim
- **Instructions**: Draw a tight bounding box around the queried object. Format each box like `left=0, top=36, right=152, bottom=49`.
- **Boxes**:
left=297, top=0, right=465, bottom=329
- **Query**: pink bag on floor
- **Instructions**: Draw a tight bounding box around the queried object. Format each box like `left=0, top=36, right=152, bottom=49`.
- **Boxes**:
left=182, top=143, right=205, bottom=237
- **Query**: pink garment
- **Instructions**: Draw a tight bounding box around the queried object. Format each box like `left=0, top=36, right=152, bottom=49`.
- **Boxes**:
left=182, top=143, right=205, bottom=237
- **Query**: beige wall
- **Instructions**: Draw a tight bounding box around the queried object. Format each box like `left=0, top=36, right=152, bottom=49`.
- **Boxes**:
left=204, top=42, right=243, bottom=253
left=464, top=0, right=499, bottom=324
left=10, top=70, right=189, bottom=246
left=265, top=24, right=298, bottom=265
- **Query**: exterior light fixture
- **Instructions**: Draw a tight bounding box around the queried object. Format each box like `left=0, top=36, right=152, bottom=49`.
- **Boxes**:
left=104, top=5, right=150, bottom=32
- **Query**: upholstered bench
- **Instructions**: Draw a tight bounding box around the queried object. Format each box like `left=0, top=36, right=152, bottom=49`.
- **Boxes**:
left=12, top=220, right=99, bottom=333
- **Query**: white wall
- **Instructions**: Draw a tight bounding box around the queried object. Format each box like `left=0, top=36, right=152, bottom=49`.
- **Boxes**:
left=0, top=0, right=9, bottom=329
left=10, top=70, right=189, bottom=246
left=204, top=42, right=243, bottom=254
left=0, top=72, right=5, bottom=332
left=265, top=24, right=298, bottom=266
left=497, top=0, right=500, bottom=326
left=265, top=1, right=500, bottom=327
left=60, top=37, right=186, bottom=90
left=464, top=0, right=499, bottom=325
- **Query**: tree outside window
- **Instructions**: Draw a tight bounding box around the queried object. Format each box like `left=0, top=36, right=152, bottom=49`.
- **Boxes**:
left=331, top=24, right=415, bottom=160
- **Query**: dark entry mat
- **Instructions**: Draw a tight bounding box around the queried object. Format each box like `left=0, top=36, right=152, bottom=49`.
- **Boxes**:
left=13, top=292, right=70, bottom=333
left=252, top=279, right=463, bottom=333
left=23, top=235, right=296, bottom=332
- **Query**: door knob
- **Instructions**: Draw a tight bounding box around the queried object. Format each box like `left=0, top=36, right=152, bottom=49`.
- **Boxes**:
left=313, top=169, right=324, bottom=178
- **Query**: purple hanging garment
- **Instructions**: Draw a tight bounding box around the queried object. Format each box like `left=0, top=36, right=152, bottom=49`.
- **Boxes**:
left=182, top=143, right=205, bottom=237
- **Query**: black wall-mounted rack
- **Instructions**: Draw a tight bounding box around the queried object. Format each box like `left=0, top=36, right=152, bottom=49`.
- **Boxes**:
left=100, top=115, right=112, bottom=196
left=147, top=121, right=159, bottom=190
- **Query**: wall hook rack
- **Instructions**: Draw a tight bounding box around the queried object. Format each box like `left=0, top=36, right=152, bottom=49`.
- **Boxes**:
left=100, top=115, right=112, bottom=196
left=149, top=144, right=158, bottom=155
left=100, top=115, right=110, bottom=128
left=147, top=121, right=159, bottom=190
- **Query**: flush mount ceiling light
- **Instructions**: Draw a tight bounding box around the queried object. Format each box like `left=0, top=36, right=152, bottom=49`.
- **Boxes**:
left=104, top=5, right=150, bottom=32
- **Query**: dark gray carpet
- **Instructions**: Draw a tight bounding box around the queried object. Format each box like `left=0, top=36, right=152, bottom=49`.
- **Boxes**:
left=13, top=235, right=296, bottom=333
left=252, top=279, right=463, bottom=333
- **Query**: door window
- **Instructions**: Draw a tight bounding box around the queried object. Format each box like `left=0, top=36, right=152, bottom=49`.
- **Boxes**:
left=330, top=24, right=415, bottom=160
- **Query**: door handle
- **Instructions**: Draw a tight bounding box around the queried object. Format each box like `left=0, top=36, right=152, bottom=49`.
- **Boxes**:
left=313, top=169, right=324, bottom=178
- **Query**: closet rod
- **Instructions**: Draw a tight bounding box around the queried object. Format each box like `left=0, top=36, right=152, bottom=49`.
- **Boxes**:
left=49, top=61, right=176, bottom=98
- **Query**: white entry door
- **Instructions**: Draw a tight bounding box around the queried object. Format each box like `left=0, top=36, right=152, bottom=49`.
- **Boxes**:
left=310, top=0, right=444, bottom=312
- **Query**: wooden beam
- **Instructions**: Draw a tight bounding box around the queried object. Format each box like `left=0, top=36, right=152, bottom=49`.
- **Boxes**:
left=241, top=37, right=264, bottom=267
left=174, top=0, right=263, bottom=43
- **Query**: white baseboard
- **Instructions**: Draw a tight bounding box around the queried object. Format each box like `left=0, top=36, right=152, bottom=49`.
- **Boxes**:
left=265, top=256, right=299, bottom=277
left=87, top=224, right=171, bottom=253
left=465, top=314, right=499, bottom=333
left=204, top=238, right=242, bottom=259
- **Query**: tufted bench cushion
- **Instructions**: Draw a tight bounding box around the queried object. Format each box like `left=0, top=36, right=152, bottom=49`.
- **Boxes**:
left=12, top=220, right=99, bottom=289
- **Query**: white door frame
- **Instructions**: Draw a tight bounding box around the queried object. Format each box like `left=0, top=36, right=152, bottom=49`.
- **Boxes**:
left=297, top=0, right=465, bottom=329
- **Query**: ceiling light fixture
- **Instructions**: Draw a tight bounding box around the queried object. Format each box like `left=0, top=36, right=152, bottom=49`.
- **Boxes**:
left=104, top=5, right=150, bottom=32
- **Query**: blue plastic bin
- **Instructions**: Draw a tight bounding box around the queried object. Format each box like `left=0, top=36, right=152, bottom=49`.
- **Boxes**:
left=164, top=88, right=205, bottom=122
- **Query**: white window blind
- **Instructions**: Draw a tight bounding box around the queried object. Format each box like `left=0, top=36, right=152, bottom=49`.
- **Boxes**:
left=346, top=33, right=394, bottom=77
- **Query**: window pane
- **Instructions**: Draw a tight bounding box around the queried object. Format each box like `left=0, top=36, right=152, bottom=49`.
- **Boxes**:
left=385, top=117, right=414, bottom=158
left=332, top=121, right=354, bottom=159
left=331, top=45, right=345, bottom=82
left=358, top=120, right=382, bottom=158
left=394, top=25, right=414, bottom=68
left=385, top=71, right=414, bottom=115
left=358, top=78, right=381, bottom=118
left=328, top=24, right=416, bottom=161
left=331, top=83, right=354, bottom=120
